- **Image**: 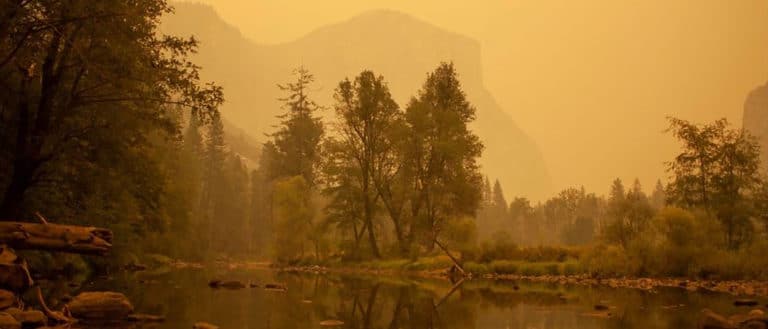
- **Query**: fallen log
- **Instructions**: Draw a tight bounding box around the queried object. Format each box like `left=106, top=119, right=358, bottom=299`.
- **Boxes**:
left=0, top=222, right=112, bottom=255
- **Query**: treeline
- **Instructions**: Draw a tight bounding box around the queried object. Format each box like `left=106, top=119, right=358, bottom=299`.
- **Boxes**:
left=0, top=0, right=275, bottom=264
left=475, top=117, right=768, bottom=279
left=476, top=176, right=665, bottom=248
left=252, top=65, right=484, bottom=262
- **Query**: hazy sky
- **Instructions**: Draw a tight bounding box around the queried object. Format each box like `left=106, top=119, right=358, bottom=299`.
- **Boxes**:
left=181, top=0, right=768, bottom=196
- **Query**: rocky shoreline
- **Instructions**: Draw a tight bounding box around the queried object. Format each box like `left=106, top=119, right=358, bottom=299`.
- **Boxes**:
left=278, top=264, right=768, bottom=298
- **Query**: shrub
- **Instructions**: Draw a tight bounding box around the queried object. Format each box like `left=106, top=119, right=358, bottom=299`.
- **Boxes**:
left=464, top=262, right=490, bottom=274
left=489, top=260, right=519, bottom=274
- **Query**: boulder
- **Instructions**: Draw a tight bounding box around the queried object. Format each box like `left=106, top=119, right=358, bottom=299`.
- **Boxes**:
left=0, top=312, right=20, bottom=329
left=2, top=308, right=46, bottom=327
left=594, top=304, right=610, bottom=311
left=208, top=280, right=245, bottom=289
left=735, top=300, right=760, bottom=307
left=67, top=292, right=133, bottom=321
left=264, top=283, right=287, bottom=291
left=0, top=291, right=15, bottom=311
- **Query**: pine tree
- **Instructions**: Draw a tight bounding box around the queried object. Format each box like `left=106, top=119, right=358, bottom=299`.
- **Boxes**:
left=492, top=179, right=508, bottom=219
left=269, top=67, right=325, bottom=186
left=200, top=112, right=227, bottom=255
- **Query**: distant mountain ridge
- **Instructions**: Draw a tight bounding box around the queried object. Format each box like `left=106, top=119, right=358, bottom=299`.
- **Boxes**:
left=163, top=3, right=552, bottom=199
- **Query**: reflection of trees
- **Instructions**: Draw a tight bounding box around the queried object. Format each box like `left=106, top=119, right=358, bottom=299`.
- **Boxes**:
left=76, top=270, right=731, bottom=329
left=334, top=278, right=477, bottom=329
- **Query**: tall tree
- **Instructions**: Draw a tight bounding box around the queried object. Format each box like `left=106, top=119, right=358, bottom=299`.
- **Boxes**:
left=666, top=117, right=764, bottom=249
left=268, top=67, right=324, bottom=185
left=492, top=179, right=508, bottom=221
left=404, top=62, right=484, bottom=252
left=650, top=179, right=666, bottom=209
left=665, top=117, right=726, bottom=208
left=328, top=70, right=400, bottom=258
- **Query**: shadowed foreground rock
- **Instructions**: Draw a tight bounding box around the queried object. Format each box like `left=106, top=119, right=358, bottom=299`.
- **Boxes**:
left=3, top=308, right=46, bottom=327
left=0, top=247, right=32, bottom=292
left=0, top=312, right=20, bottom=329
left=67, top=292, right=133, bottom=322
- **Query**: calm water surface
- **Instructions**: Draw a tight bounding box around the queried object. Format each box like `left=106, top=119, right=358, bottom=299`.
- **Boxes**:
left=49, top=267, right=767, bottom=329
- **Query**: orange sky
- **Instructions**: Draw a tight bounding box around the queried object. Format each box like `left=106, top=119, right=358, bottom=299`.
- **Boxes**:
left=180, top=0, right=768, bottom=197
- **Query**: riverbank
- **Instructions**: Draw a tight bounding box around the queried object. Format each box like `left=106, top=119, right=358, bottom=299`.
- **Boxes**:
left=124, top=253, right=768, bottom=298
left=273, top=257, right=768, bottom=298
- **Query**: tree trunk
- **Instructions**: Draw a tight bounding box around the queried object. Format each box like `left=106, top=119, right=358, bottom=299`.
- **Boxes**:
left=363, top=193, right=380, bottom=258
left=0, top=222, right=113, bottom=255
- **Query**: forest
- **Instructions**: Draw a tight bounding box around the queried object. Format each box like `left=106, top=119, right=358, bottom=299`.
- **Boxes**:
left=2, top=0, right=768, bottom=284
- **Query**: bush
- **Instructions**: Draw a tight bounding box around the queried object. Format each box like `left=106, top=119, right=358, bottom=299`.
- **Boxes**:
left=562, top=261, right=583, bottom=275
left=464, top=262, right=490, bottom=274
left=581, top=244, right=639, bottom=277
left=489, top=260, right=518, bottom=274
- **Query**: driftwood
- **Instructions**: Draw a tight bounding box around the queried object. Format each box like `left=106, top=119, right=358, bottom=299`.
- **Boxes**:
left=433, top=239, right=466, bottom=276
left=0, top=222, right=112, bottom=255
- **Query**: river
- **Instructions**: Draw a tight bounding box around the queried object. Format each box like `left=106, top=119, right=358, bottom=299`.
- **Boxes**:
left=50, top=267, right=766, bottom=328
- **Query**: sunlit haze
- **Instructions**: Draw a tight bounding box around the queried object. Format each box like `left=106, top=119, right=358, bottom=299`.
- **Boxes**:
left=181, top=0, right=768, bottom=198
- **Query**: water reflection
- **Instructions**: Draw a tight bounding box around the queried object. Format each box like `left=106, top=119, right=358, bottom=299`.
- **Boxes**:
left=65, top=268, right=764, bottom=329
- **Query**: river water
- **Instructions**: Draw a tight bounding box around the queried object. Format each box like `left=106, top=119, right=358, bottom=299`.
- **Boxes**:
left=55, top=267, right=766, bottom=329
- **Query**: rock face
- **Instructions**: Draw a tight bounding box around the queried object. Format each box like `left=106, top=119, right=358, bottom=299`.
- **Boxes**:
left=162, top=4, right=553, bottom=199
left=67, top=291, right=133, bottom=321
left=743, top=81, right=768, bottom=171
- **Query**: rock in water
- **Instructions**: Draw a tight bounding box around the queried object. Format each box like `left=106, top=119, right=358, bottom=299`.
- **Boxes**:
left=735, top=299, right=759, bottom=307
left=0, top=312, right=20, bottom=329
left=193, top=321, right=220, bottom=329
left=208, top=280, right=246, bottom=289
left=218, top=280, right=246, bottom=289
left=594, top=304, right=610, bottom=311
left=127, top=313, right=166, bottom=322
left=67, top=291, right=133, bottom=321
left=698, top=309, right=735, bottom=329
left=3, top=308, right=46, bottom=327
left=264, top=283, right=287, bottom=291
